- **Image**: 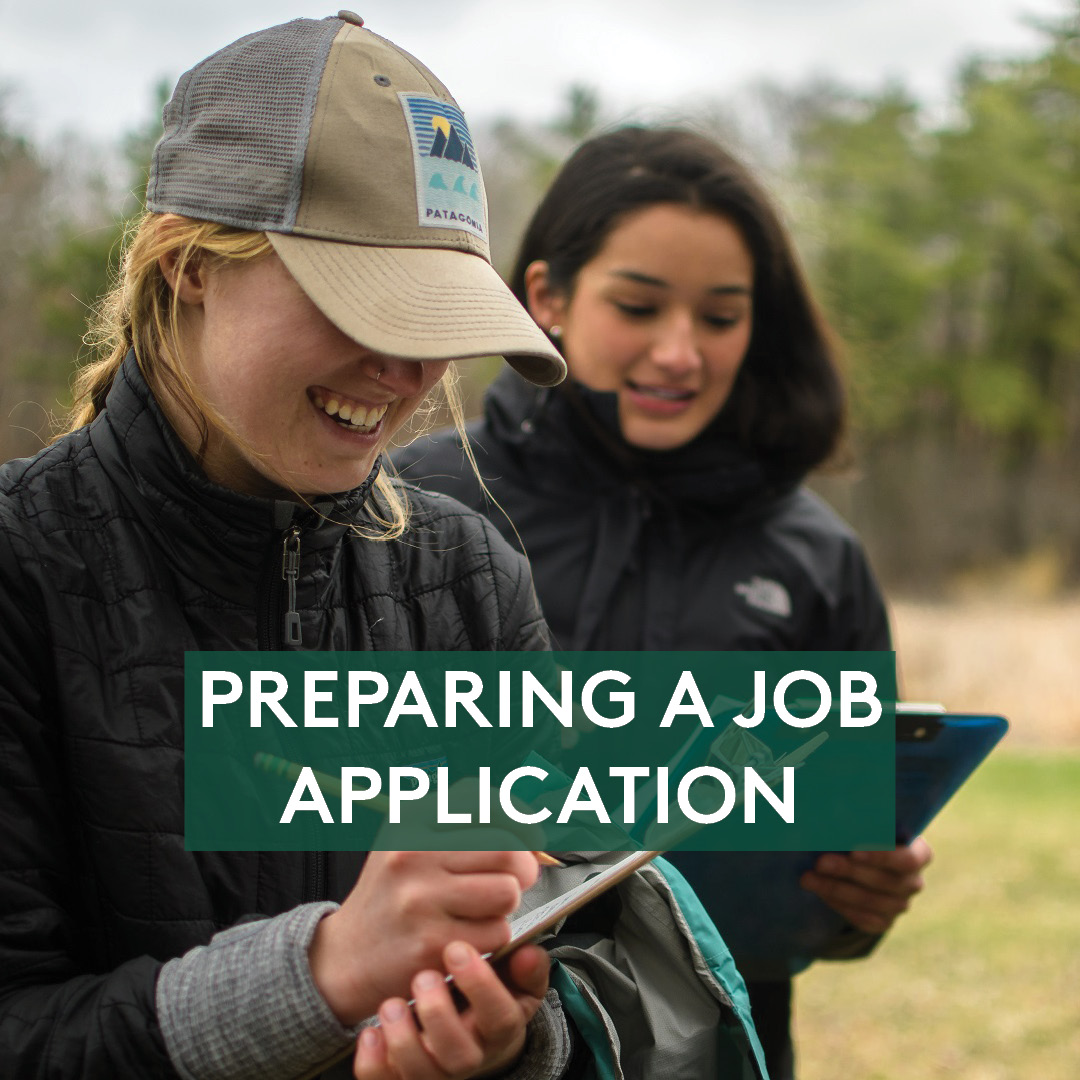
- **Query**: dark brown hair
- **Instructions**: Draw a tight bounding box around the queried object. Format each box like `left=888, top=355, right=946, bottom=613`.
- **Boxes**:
left=509, top=126, right=845, bottom=472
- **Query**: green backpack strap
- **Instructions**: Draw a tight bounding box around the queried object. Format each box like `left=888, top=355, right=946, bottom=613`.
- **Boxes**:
left=546, top=858, right=770, bottom=1079
left=653, top=856, right=770, bottom=1079
left=548, top=961, right=619, bottom=1080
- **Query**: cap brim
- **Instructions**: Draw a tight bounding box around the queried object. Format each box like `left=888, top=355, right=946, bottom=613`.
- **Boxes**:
left=268, top=233, right=566, bottom=387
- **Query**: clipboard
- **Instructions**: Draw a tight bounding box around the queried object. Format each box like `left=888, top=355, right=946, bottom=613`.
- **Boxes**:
left=492, top=848, right=660, bottom=959
left=665, top=705, right=1009, bottom=978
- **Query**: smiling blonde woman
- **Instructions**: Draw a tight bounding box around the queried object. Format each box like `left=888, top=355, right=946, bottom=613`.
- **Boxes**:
left=0, top=15, right=581, bottom=1080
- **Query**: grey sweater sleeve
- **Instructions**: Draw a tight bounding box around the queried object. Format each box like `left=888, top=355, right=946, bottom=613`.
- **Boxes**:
left=156, top=902, right=573, bottom=1080
left=505, top=990, right=574, bottom=1080
left=156, top=901, right=356, bottom=1080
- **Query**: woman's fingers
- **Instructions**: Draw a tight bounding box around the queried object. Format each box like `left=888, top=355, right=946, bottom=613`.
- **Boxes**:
left=373, top=999, right=439, bottom=1080
left=803, top=891, right=898, bottom=934
left=802, top=869, right=910, bottom=915
left=354, top=1025, right=393, bottom=1079
left=443, top=849, right=542, bottom=891
left=354, top=941, right=547, bottom=1080
left=434, top=873, right=525, bottom=922
left=801, top=840, right=934, bottom=933
left=409, top=960, right=492, bottom=1076
left=378, top=849, right=540, bottom=903
left=811, top=855, right=918, bottom=898
left=316, top=848, right=546, bottom=1023
left=426, top=941, right=542, bottom=1076
left=499, top=944, right=551, bottom=1015
left=440, top=942, right=530, bottom=1049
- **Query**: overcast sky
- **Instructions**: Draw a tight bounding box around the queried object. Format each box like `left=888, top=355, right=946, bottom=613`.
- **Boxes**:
left=0, top=0, right=1071, bottom=147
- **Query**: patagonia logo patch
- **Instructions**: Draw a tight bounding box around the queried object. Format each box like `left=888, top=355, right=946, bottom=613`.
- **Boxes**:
left=734, top=576, right=792, bottom=618
left=399, top=93, right=486, bottom=241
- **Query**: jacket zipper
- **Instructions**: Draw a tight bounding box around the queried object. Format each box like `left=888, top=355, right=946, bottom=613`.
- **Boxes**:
left=281, top=526, right=303, bottom=647
left=256, top=521, right=303, bottom=650
left=283, top=524, right=326, bottom=899
left=258, top=517, right=328, bottom=901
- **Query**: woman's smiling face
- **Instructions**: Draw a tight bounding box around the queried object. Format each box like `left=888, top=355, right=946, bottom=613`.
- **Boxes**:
left=166, top=251, right=449, bottom=498
left=531, top=203, right=755, bottom=451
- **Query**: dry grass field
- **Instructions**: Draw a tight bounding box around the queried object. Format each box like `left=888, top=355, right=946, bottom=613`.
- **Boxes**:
left=890, top=594, right=1080, bottom=746
left=796, top=750, right=1080, bottom=1080
left=794, top=593, right=1080, bottom=1079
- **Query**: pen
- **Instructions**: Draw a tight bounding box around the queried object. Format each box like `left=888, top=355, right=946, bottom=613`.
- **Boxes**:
left=532, top=851, right=565, bottom=867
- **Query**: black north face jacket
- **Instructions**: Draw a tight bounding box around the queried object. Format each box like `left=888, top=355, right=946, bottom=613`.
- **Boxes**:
left=0, top=355, right=549, bottom=1076
left=393, top=369, right=892, bottom=1079
left=394, top=371, right=890, bottom=656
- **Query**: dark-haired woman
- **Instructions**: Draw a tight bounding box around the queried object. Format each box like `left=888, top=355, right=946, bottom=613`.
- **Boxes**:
left=394, top=125, right=933, bottom=1079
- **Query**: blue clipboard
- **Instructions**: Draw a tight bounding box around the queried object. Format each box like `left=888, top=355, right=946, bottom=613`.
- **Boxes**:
left=666, top=706, right=1009, bottom=979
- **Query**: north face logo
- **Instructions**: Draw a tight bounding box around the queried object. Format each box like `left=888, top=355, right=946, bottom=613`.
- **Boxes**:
left=734, top=576, right=791, bottom=618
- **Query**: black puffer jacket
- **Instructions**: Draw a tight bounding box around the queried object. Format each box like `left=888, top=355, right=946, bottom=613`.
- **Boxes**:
left=393, top=369, right=892, bottom=1079
left=0, top=355, right=549, bottom=1076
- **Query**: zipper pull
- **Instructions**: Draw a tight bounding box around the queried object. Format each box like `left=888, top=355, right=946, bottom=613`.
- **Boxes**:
left=281, top=526, right=302, bottom=646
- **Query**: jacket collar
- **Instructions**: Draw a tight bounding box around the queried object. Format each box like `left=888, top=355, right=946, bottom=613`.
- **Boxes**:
left=88, top=352, right=378, bottom=592
left=482, top=369, right=801, bottom=515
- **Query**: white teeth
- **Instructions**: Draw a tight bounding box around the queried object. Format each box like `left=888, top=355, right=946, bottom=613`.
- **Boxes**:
left=314, top=394, right=388, bottom=431
left=354, top=404, right=388, bottom=429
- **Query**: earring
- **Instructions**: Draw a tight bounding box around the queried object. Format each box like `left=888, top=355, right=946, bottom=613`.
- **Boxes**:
left=549, top=325, right=563, bottom=340
left=375, top=368, right=383, bottom=382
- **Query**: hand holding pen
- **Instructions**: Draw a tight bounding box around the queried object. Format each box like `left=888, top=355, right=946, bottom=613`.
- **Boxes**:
left=307, top=849, right=554, bottom=1079
left=309, top=850, right=548, bottom=1026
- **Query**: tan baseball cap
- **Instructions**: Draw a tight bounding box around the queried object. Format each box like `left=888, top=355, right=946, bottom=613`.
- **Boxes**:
left=146, top=12, right=565, bottom=387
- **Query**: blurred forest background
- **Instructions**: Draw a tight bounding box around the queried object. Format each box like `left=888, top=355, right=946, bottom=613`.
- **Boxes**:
left=2, top=8, right=1079, bottom=623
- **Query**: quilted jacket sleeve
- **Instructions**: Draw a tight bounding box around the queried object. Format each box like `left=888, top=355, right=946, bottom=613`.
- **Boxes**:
left=0, top=508, right=179, bottom=1076
left=395, top=484, right=553, bottom=654
left=829, top=531, right=892, bottom=652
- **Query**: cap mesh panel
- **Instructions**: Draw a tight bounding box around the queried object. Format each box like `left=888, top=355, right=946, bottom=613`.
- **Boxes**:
left=146, top=18, right=339, bottom=231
